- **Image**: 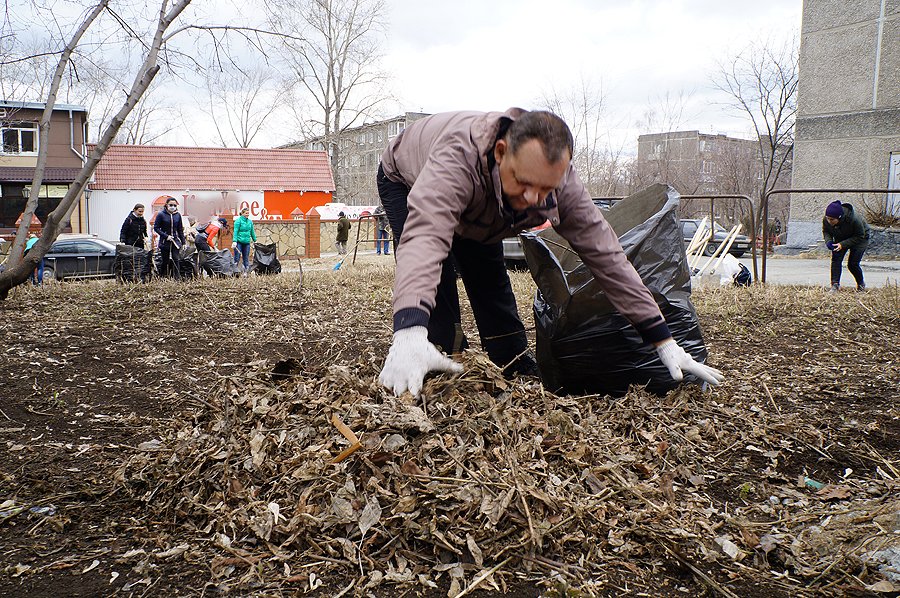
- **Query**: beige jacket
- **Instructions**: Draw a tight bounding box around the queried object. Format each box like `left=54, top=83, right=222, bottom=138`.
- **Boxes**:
left=381, top=109, right=669, bottom=343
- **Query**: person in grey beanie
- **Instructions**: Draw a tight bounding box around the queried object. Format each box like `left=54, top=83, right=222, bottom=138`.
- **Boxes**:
left=823, top=200, right=870, bottom=292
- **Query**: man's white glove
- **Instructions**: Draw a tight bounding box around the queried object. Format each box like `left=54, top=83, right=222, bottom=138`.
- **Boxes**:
left=231, top=242, right=237, bottom=249
left=379, top=326, right=463, bottom=397
left=655, top=338, right=724, bottom=386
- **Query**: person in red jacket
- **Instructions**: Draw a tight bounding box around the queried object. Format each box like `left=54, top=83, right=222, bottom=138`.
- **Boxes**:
left=196, top=217, right=228, bottom=252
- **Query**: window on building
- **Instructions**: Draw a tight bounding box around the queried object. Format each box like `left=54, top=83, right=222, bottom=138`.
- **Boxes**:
left=701, top=160, right=714, bottom=174
left=388, top=121, right=402, bottom=137
left=367, top=131, right=374, bottom=145
left=1, top=122, right=38, bottom=155
left=377, top=129, right=384, bottom=143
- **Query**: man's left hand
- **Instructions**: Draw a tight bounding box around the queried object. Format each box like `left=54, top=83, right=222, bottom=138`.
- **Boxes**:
left=833, top=242, right=843, bottom=252
left=655, top=338, right=724, bottom=386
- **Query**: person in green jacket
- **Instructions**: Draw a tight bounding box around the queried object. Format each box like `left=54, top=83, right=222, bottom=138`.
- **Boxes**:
left=232, top=206, right=257, bottom=273
left=335, top=211, right=351, bottom=255
left=24, top=232, right=44, bottom=285
left=823, top=200, right=870, bottom=292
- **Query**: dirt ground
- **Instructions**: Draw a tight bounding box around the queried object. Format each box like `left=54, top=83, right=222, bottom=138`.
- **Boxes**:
left=0, top=261, right=898, bottom=597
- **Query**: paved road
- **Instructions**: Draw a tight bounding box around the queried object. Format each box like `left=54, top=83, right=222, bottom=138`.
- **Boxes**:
left=738, top=256, right=900, bottom=288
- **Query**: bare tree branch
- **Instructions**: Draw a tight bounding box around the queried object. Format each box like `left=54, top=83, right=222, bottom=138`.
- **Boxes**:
left=268, top=0, right=391, bottom=196
left=6, top=0, right=109, bottom=269
left=0, top=0, right=195, bottom=298
left=713, top=33, right=798, bottom=231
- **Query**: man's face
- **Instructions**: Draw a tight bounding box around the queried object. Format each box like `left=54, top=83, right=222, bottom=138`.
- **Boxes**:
left=495, top=138, right=570, bottom=211
left=825, top=216, right=839, bottom=226
left=135, top=208, right=144, bottom=217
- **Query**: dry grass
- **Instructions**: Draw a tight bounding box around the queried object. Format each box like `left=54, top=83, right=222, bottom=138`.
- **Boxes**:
left=1, top=265, right=898, bottom=597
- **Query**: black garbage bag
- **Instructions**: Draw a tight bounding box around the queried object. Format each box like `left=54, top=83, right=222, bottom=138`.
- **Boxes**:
left=199, top=248, right=240, bottom=277
left=115, top=244, right=152, bottom=283
left=154, top=245, right=198, bottom=280
left=734, top=263, right=752, bottom=286
left=251, top=242, right=281, bottom=275
left=521, top=184, right=709, bottom=397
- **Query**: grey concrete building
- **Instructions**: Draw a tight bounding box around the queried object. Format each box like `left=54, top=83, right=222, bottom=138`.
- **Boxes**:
left=636, top=131, right=764, bottom=196
left=288, top=112, right=429, bottom=206
left=635, top=131, right=792, bottom=228
left=786, top=0, right=900, bottom=249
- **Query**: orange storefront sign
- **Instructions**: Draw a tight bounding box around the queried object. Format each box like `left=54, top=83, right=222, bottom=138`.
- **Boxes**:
left=263, top=191, right=332, bottom=219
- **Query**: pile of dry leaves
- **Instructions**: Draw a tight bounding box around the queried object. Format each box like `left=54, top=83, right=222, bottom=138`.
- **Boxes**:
left=115, top=345, right=898, bottom=596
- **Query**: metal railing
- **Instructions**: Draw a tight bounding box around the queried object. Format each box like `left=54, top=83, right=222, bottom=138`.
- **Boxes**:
left=681, top=194, right=758, bottom=282
left=349, top=213, right=393, bottom=266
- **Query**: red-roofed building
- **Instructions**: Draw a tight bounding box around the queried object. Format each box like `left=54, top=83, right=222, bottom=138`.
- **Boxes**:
left=86, top=144, right=334, bottom=242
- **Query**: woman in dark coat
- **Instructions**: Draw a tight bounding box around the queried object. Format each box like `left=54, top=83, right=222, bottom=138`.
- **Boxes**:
left=152, top=197, right=185, bottom=278
left=119, top=203, right=149, bottom=247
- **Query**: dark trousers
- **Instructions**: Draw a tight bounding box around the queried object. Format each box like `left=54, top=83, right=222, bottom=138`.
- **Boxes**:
left=831, top=241, right=867, bottom=287
left=377, top=164, right=535, bottom=375
left=31, top=259, right=44, bottom=285
left=159, top=242, right=180, bottom=278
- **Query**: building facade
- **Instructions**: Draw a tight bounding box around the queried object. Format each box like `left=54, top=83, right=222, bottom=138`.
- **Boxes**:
left=0, top=100, right=89, bottom=235
left=635, top=131, right=792, bottom=229
left=786, top=0, right=900, bottom=249
left=290, top=112, right=430, bottom=205
left=87, top=145, right=334, bottom=243
left=636, top=131, right=766, bottom=195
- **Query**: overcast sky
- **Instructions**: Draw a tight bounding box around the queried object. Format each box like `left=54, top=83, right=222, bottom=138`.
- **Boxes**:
left=379, top=0, right=802, bottom=151
left=25, top=0, right=800, bottom=150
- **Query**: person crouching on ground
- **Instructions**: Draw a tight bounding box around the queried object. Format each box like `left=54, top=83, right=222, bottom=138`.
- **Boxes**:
left=232, top=207, right=256, bottom=273
left=153, top=197, right=185, bottom=278
left=376, top=108, right=724, bottom=397
left=823, top=200, right=870, bottom=292
left=196, top=217, right=228, bottom=252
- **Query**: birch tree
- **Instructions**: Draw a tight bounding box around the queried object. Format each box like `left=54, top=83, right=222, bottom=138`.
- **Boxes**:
left=0, top=0, right=285, bottom=297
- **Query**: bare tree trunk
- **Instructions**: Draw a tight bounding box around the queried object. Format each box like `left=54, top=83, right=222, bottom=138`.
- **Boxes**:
left=0, top=0, right=193, bottom=299
left=6, top=0, right=109, bottom=269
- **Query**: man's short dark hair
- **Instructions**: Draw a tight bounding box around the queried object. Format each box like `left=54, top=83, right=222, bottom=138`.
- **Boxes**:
left=505, top=111, right=574, bottom=163
left=133, top=203, right=144, bottom=210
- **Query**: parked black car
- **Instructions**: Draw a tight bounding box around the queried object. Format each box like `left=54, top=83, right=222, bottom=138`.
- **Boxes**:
left=42, top=235, right=118, bottom=282
left=681, top=218, right=751, bottom=257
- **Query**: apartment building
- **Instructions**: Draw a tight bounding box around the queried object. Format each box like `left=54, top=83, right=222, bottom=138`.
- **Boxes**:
left=288, top=112, right=429, bottom=205
left=786, top=0, right=900, bottom=249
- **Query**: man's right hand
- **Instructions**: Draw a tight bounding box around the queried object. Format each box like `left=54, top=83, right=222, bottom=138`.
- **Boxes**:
left=379, top=326, right=463, bottom=397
